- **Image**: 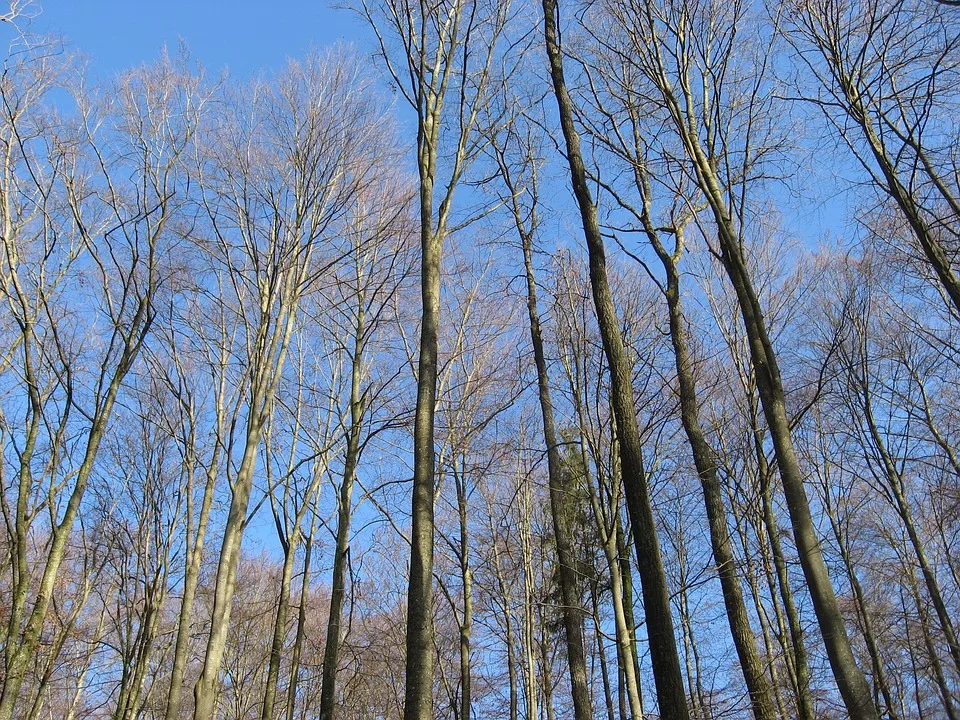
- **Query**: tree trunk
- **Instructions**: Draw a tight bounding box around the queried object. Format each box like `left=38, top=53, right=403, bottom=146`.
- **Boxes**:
left=658, top=253, right=777, bottom=720
left=615, top=516, right=645, bottom=717
left=905, top=565, right=959, bottom=720
left=165, top=456, right=220, bottom=720
left=319, top=330, right=366, bottom=720
left=193, top=419, right=263, bottom=719
left=539, top=1, right=691, bottom=716
left=0, top=368, right=132, bottom=720
left=821, top=479, right=900, bottom=720
left=260, top=537, right=298, bottom=720
left=591, top=582, right=618, bottom=720
left=858, top=382, right=960, bottom=679
left=455, top=457, right=473, bottom=720
left=755, top=443, right=813, bottom=720
left=516, top=193, right=593, bottom=720
left=681, top=144, right=878, bottom=715
left=604, top=536, right=645, bottom=720
left=286, top=518, right=316, bottom=720
left=540, top=611, right=557, bottom=720
left=404, top=118, right=441, bottom=720
left=717, top=227, right=877, bottom=719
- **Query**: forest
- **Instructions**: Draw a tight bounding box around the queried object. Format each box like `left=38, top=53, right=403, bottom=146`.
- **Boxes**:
left=0, top=0, right=959, bottom=718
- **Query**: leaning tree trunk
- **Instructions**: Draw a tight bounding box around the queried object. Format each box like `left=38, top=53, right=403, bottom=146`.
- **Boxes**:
left=540, top=1, right=691, bottom=716
left=711, top=214, right=878, bottom=720
left=193, top=416, right=264, bottom=719
left=659, top=255, right=777, bottom=720
left=656, top=81, right=879, bottom=712
left=752, top=421, right=813, bottom=720
left=516, top=187, right=593, bottom=720
left=821, top=475, right=900, bottom=720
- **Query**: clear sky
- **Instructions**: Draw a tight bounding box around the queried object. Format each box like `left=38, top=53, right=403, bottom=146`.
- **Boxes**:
left=12, top=0, right=370, bottom=78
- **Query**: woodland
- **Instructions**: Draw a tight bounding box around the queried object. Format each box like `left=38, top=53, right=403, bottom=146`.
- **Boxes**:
left=1, top=0, right=959, bottom=718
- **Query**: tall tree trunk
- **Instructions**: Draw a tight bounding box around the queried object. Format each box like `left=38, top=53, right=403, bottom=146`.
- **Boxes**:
left=540, top=611, right=557, bottom=720
left=501, top=541, right=521, bottom=720
left=165, top=454, right=220, bottom=720
left=615, top=516, right=645, bottom=716
left=755, top=442, right=813, bottom=720
left=260, top=537, right=298, bottom=720
left=857, top=380, right=960, bottom=679
left=694, top=183, right=871, bottom=715
left=454, top=457, right=473, bottom=720
left=518, top=477, right=540, bottom=720
left=514, top=191, right=593, bottom=720
left=604, top=536, right=645, bottom=720
left=404, top=118, right=441, bottom=720
left=540, top=1, right=691, bottom=716
left=319, top=326, right=366, bottom=720
left=591, top=582, right=618, bottom=720
left=717, top=226, right=876, bottom=718
left=905, top=565, right=959, bottom=720
left=820, top=476, right=900, bottom=720
left=486, top=496, right=521, bottom=720
left=651, top=35, right=879, bottom=706
left=674, top=518, right=706, bottom=720
left=583, top=445, right=644, bottom=720
left=193, top=419, right=263, bottom=719
left=656, top=248, right=777, bottom=720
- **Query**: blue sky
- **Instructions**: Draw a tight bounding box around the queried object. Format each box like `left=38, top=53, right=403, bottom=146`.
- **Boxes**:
left=18, top=0, right=370, bottom=77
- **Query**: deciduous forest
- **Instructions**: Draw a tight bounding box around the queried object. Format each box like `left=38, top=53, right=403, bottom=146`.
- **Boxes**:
left=1, top=0, right=959, bottom=717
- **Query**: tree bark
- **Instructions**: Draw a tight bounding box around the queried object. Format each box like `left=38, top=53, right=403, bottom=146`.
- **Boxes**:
left=666, top=104, right=878, bottom=714
left=165, top=454, right=220, bottom=720
left=656, top=246, right=778, bottom=720
left=286, top=518, right=316, bottom=720
left=820, top=475, right=900, bottom=720
left=404, top=112, right=441, bottom=720
left=193, top=418, right=264, bottom=719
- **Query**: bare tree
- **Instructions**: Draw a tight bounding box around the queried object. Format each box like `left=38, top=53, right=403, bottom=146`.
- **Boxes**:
left=354, top=0, right=517, bottom=715
left=190, top=51, right=391, bottom=719
left=317, top=172, right=414, bottom=720
left=586, top=0, right=880, bottom=714
left=787, top=0, right=960, bottom=317
left=0, top=47, right=202, bottom=719
left=571, top=23, right=780, bottom=715
left=488, top=106, right=597, bottom=720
